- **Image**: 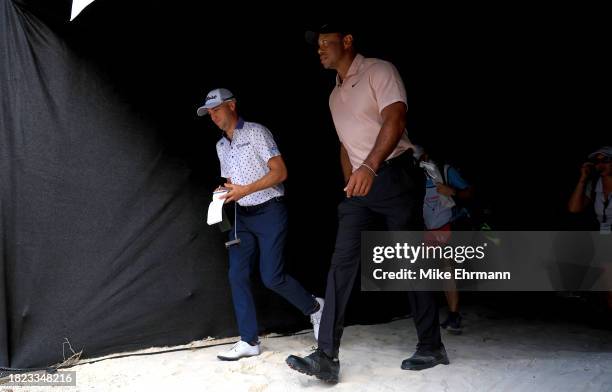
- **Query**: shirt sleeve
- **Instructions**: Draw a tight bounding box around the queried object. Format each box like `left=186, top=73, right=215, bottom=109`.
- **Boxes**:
left=249, top=125, right=281, bottom=163
left=447, top=167, right=469, bottom=190
left=369, top=61, right=408, bottom=114
left=216, top=144, right=230, bottom=178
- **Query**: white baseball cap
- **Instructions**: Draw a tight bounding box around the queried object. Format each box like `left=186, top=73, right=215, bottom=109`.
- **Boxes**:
left=196, top=88, right=235, bottom=116
left=588, top=146, right=612, bottom=159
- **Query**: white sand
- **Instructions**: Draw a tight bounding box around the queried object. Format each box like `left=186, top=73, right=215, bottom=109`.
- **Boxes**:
left=3, top=307, right=612, bottom=392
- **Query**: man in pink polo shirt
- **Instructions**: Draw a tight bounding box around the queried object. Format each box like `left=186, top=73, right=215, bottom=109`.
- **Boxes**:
left=286, top=24, right=448, bottom=383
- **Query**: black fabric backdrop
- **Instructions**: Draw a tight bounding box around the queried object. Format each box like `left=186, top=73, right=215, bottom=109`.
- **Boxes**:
left=1, top=0, right=237, bottom=368
left=1, top=0, right=607, bottom=368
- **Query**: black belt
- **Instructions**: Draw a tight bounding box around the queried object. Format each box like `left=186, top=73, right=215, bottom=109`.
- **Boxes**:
left=379, top=149, right=416, bottom=171
left=237, top=196, right=284, bottom=212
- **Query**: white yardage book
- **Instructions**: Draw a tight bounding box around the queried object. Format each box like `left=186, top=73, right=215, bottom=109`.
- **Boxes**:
left=207, top=190, right=228, bottom=225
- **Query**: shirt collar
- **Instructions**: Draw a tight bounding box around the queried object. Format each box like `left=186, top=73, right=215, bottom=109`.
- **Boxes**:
left=235, top=117, right=245, bottom=130
left=222, top=117, right=245, bottom=142
left=336, top=53, right=364, bottom=86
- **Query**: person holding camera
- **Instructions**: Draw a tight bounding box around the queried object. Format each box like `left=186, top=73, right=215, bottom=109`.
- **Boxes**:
left=568, top=146, right=612, bottom=310
left=568, top=146, right=612, bottom=233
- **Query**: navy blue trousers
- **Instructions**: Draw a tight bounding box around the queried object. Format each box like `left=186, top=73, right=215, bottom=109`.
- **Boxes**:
left=228, top=198, right=317, bottom=343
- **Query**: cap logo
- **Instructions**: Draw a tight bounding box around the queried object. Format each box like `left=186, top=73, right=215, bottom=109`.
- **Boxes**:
left=206, top=94, right=217, bottom=102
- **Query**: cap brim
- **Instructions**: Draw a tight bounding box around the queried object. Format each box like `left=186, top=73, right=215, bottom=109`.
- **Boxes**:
left=588, top=150, right=611, bottom=159
left=197, top=97, right=236, bottom=116
left=196, top=106, right=209, bottom=116
left=197, top=102, right=224, bottom=116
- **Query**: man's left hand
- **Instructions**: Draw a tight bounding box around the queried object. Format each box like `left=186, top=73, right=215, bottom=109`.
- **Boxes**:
left=344, top=166, right=375, bottom=198
left=221, top=183, right=249, bottom=203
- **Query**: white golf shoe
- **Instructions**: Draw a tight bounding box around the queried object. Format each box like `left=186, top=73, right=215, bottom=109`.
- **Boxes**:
left=217, top=340, right=261, bottom=361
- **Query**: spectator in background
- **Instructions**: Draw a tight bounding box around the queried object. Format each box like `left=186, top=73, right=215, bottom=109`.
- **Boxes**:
left=417, top=145, right=474, bottom=334
left=568, top=146, right=612, bottom=310
left=569, top=146, right=612, bottom=234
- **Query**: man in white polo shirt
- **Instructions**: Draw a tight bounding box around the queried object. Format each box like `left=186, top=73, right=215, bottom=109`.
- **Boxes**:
left=197, top=88, right=324, bottom=361
left=286, top=25, right=448, bottom=383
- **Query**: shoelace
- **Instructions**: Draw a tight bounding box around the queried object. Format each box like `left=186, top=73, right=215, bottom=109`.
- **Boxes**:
left=229, top=341, right=245, bottom=352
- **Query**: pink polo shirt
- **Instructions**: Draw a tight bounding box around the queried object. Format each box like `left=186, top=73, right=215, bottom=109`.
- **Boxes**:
left=329, top=54, right=415, bottom=170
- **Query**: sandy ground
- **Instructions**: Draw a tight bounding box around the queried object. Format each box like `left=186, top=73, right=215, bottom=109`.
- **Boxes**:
left=2, top=306, right=612, bottom=392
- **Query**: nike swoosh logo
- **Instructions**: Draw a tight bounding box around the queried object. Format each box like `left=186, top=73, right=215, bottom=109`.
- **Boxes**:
left=352, top=81, right=360, bottom=87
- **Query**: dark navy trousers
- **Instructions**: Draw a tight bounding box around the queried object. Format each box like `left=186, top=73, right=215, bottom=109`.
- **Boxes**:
left=228, top=198, right=317, bottom=343
left=317, top=154, right=443, bottom=358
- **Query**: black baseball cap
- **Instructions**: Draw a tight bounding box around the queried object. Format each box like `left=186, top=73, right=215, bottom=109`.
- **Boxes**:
left=305, top=23, right=355, bottom=45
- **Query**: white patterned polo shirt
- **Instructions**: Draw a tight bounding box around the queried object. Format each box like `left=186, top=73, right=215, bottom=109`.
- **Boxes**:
left=215, top=118, right=284, bottom=206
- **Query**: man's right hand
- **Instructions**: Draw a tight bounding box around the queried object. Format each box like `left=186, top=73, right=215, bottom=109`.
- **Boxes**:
left=344, top=166, right=375, bottom=198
